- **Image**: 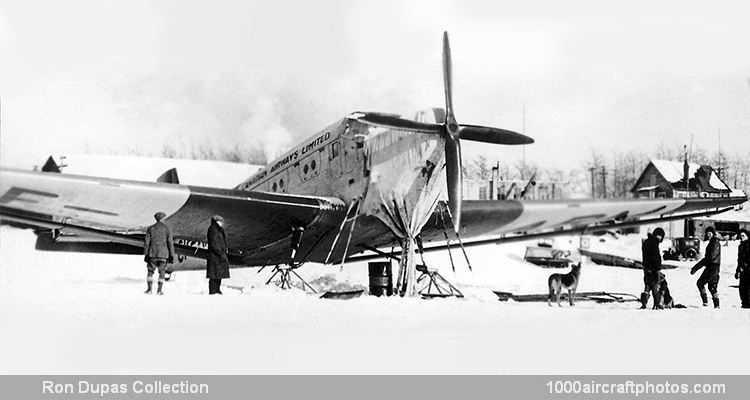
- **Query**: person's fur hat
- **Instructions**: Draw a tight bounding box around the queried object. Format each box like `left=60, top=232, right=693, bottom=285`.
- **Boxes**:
left=705, top=226, right=716, bottom=234
left=154, top=211, right=167, bottom=221
left=652, top=227, right=665, bottom=238
left=738, top=228, right=749, bottom=239
left=211, top=215, right=224, bottom=223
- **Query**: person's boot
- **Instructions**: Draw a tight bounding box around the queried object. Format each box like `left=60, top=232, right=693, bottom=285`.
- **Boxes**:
left=712, top=297, right=720, bottom=309
left=144, top=281, right=153, bottom=294
left=640, top=292, right=650, bottom=309
left=700, top=291, right=708, bottom=307
left=157, top=281, right=164, bottom=296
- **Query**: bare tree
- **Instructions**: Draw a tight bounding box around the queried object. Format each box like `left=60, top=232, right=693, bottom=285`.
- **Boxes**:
left=469, top=155, right=493, bottom=180
left=612, top=149, right=648, bottom=198
left=515, top=159, right=537, bottom=182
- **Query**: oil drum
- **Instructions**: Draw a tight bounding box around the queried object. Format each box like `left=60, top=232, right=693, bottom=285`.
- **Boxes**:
left=368, top=261, right=393, bottom=296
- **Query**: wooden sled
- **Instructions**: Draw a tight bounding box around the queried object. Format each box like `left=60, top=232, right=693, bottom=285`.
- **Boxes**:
left=493, top=290, right=640, bottom=304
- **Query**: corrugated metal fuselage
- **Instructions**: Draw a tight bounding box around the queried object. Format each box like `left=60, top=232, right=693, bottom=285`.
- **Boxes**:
left=235, top=117, right=446, bottom=265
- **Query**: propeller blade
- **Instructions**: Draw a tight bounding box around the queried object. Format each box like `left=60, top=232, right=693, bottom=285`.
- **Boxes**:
left=443, top=32, right=460, bottom=138
left=443, top=32, right=453, bottom=119
left=444, top=134, right=462, bottom=232
left=352, top=112, right=442, bottom=134
left=442, top=31, right=462, bottom=231
left=459, top=124, right=535, bottom=145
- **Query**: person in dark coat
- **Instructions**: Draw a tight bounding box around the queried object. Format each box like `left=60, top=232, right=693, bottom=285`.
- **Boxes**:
left=691, top=226, right=721, bottom=308
left=206, top=215, right=230, bottom=294
left=640, top=227, right=665, bottom=309
left=735, top=229, right=750, bottom=308
left=144, top=211, right=175, bottom=295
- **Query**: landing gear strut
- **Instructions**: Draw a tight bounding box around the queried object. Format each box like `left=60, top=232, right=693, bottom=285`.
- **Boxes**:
left=265, top=226, right=317, bottom=293
left=389, top=235, right=463, bottom=298
left=415, top=236, right=463, bottom=297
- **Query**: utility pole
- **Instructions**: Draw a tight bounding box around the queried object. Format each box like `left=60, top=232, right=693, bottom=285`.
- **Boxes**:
left=589, top=167, right=596, bottom=198
left=600, top=166, right=607, bottom=199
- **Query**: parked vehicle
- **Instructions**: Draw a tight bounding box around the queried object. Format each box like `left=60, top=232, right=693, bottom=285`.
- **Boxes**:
left=524, top=246, right=572, bottom=268
left=662, top=237, right=701, bottom=261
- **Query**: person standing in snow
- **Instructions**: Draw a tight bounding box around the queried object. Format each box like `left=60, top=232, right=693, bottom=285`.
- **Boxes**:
left=640, top=227, right=665, bottom=309
left=143, top=211, right=175, bottom=295
left=735, top=229, right=750, bottom=308
left=206, top=215, right=230, bottom=295
left=691, top=226, right=721, bottom=308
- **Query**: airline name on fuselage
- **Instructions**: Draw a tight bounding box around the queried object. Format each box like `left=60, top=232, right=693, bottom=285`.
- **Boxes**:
left=175, top=238, right=208, bottom=250
left=269, top=131, right=332, bottom=173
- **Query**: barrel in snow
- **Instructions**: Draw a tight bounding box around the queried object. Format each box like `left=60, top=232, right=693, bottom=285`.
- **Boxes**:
left=368, top=262, right=393, bottom=296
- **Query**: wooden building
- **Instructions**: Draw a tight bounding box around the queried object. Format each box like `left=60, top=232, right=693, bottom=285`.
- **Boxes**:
left=631, top=159, right=732, bottom=199
left=631, top=159, right=734, bottom=238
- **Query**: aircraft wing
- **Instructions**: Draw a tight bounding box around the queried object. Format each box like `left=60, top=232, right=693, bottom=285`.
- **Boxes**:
left=349, top=196, right=746, bottom=260
left=0, top=169, right=346, bottom=265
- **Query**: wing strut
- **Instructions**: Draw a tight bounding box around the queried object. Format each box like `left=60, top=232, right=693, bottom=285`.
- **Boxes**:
left=323, top=198, right=362, bottom=266
left=442, top=202, right=473, bottom=271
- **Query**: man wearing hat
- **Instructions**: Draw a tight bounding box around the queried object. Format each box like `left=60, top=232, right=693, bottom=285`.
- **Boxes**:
left=207, top=215, right=230, bottom=294
left=640, top=227, right=665, bottom=309
left=691, top=226, right=722, bottom=308
left=144, top=211, right=175, bottom=295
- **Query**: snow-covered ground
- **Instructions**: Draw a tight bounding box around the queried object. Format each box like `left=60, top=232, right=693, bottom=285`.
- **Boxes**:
left=1, top=226, right=749, bottom=374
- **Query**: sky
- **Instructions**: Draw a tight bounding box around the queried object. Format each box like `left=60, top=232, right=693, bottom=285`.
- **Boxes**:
left=1, top=0, right=749, bottom=171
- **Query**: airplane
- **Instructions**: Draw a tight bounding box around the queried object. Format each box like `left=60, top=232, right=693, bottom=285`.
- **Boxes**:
left=1, top=32, right=746, bottom=296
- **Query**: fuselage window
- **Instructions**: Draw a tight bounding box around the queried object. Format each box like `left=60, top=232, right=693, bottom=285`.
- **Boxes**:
left=272, top=182, right=278, bottom=192
left=311, top=159, right=316, bottom=170
left=280, top=179, right=284, bottom=189
left=303, top=164, right=309, bottom=174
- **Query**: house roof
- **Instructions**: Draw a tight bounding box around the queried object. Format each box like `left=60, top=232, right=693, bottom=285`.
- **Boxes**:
left=651, top=159, right=700, bottom=183
left=649, top=159, right=731, bottom=192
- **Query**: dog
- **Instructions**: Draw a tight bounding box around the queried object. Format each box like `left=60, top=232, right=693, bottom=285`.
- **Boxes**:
left=654, top=272, right=674, bottom=309
left=548, top=263, right=581, bottom=307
